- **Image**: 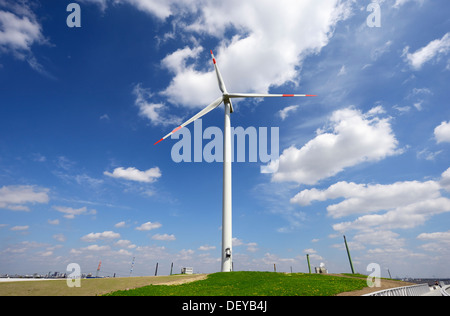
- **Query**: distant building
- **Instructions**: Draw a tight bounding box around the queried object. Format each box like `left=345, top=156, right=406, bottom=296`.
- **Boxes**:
left=181, top=267, right=193, bottom=274
left=315, top=263, right=328, bottom=274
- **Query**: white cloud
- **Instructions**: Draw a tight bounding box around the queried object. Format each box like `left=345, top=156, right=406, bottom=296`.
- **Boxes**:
left=303, top=248, right=317, bottom=254
left=53, top=206, right=96, bottom=219
left=10, top=225, right=29, bottom=231
left=81, top=231, right=121, bottom=242
left=80, top=0, right=176, bottom=19
left=104, top=166, right=161, bottom=183
left=333, top=196, right=450, bottom=232
left=162, top=46, right=203, bottom=74
left=271, top=107, right=399, bottom=185
left=81, top=1, right=355, bottom=109
left=393, top=0, right=425, bottom=9
left=133, top=84, right=181, bottom=126
left=403, top=32, right=450, bottom=70
left=53, top=234, right=66, bottom=242
left=152, top=233, right=176, bottom=241
left=124, top=0, right=169, bottom=18
left=82, top=244, right=111, bottom=251
left=262, top=253, right=296, bottom=265
left=136, top=221, right=162, bottom=231
left=435, top=121, right=450, bottom=144
left=292, top=180, right=441, bottom=218
left=293, top=168, right=450, bottom=233
left=337, top=65, right=347, bottom=76
left=115, top=239, right=136, bottom=249
left=246, top=242, right=258, bottom=253
left=441, top=167, right=450, bottom=192
left=0, top=185, right=49, bottom=211
left=278, top=105, right=299, bottom=121
left=198, top=245, right=216, bottom=251
left=158, top=0, right=354, bottom=108
left=417, top=230, right=450, bottom=241
left=114, top=221, right=126, bottom=228
left=0, top=1, right=52, bottom=76
left=48, top=219, right=59, bottom=225
left=0, top=6, right=43, bottom=53
left=353, top=230, right=405, bottom=249
left=178, top=248, right=195, bottom=260
left=418, top=230, right=450, bottom=254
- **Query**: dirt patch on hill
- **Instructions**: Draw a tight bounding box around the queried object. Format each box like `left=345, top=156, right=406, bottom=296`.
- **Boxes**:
left=155, top=274, right=208, bottom=286
left=0, top=274, right=209, bottom=296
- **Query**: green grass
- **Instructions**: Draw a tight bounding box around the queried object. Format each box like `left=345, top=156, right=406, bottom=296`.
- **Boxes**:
left=105, top=272, right=368, bottom=296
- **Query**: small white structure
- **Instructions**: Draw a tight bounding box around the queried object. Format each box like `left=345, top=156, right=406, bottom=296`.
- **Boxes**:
left=315, top=263, right=328, bottom=274
left=181, top=267, right=193, bottom=275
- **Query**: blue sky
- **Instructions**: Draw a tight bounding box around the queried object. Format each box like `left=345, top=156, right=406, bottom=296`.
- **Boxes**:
left=1, top=0, right=450, bottom=278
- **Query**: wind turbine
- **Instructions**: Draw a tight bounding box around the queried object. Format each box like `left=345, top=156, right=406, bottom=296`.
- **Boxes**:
left=155, top=51, right=316, bottom=272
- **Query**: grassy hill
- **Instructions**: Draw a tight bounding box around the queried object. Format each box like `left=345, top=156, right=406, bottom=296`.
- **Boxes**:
left=105, top=272, right=368, bottom=296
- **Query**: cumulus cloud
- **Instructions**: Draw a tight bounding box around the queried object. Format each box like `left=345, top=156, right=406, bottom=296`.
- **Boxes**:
left=333, top=197, right=450, bottom=231
left=441, top=167, right=450, bottom=192
left=53, top=206, right=96, bottom=219
left=114, top=221, right=126, bottom=228
left=0, top=185, right=49, bottom=211
left=136, top=221, right=162, bottom=231
left=417, top=230, right=450, bottom=241
left=278, top=105, right=299, bottom=121
left=84, top=0, right=352, bottom=109
left=164, top=0, right=352, bottom=108
left=0, top=0, right=52, bottom=76
left=403, top=32, right=450, bottom=70
left=10, top=225, right=29, bottom=231
left=435, top=121, right=450, bottom=144
left=0, top=1, right=44, bottom=54
left=81, top=231, right=121, bottom=242
left=82, top=244, right=111, bottom=251
left=292, top=180, right=441, bottom=218
left=133, top=84, right=182, bottom=126
left=80, top=0, right=180, bottom=19
left=104, top=166, right=161, bottom=183
left=271, top=106, right=400, bottom=185
left=293, top=168, right=450, bottom=232
left=393, top=0, right=425, bottom=9
left=152, top=233, right=176, bottom=241
left=198, top=245, right=216, bottom=251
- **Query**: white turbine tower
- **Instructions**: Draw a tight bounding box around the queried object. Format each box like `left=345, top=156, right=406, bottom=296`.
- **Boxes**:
left=155, top=51, right=316, bottom=272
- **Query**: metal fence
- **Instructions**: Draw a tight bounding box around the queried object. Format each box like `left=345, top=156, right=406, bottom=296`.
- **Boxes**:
left=362, top=283, right=431, bottom=296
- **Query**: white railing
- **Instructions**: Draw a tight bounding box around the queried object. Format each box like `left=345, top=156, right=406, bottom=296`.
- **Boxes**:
left=362, top=283, right=431, bottom=296
left=441, top=285, right=450, bottom=296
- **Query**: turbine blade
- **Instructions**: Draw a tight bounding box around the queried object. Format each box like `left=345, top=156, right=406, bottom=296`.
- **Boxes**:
left=211, top=50, right=228, bottom=94
left=227, top=93, right=317, bottom=98
left=154, top=97, right=224, bottom=145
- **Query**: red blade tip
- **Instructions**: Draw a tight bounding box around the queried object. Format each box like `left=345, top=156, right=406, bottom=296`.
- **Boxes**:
left=172, top=126, right=182, bottom=134
left=154, top=138, right=164, bottom=146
